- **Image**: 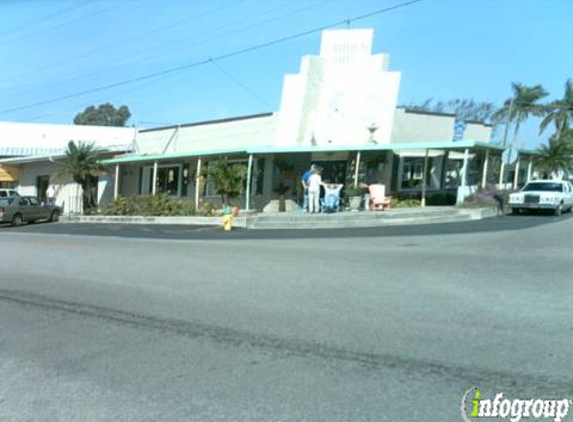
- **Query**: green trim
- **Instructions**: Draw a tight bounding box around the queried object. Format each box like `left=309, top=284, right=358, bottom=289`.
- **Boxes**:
left=99, top=140, right=506, bottom=165
left=101, top=147, right=247, bottom=164
left=517, top=148, right=539, bottom=156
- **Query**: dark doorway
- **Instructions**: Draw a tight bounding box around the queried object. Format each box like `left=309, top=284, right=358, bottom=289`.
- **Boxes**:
left=314, top=160, right=347, bottom=184
left=36, top=175, right=50, bottom=203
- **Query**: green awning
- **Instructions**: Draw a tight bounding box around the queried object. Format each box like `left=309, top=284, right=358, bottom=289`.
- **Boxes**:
left=101, top=140, right=505, bottom=165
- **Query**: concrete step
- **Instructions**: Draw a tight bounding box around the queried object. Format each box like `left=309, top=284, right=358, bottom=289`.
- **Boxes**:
left=246, top=210, right=475, bottom=229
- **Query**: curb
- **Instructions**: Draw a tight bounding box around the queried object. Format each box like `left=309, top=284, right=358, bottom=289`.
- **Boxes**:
left=61, top=207, right=498, bottom=230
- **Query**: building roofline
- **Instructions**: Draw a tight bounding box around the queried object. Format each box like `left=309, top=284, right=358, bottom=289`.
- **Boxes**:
left=399, top=107, right=492, bottom=127
left=100, top=140, right=505, bottom=165
left=139, top=112, right=275, bottom=133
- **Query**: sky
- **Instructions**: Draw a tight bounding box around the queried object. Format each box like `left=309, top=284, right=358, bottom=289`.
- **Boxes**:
left=0, top=0, right=571, bottom=149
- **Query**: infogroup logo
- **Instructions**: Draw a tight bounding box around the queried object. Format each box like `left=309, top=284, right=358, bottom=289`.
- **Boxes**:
left=460, top=387, right=571, bottom=422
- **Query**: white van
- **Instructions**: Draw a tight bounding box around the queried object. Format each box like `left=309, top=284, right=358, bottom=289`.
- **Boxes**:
left=0, top=189, right=18, bottom=198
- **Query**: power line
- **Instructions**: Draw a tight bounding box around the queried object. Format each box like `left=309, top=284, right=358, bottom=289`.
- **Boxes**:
left=209, top=58, right=273, bottom=109
left=0, top=0, right=250, bottom=86
left=0, top=0, right=328, bottom=93
left=0, top=1, right=97, bottom=37
left=0, top=0, right=427, bottom=116
left=0, top=0, right=138, bottom=46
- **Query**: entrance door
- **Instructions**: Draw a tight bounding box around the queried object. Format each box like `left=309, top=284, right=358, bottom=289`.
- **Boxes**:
left=142, top=165, right=181, bottom=196
left=314, top=161, right=347, bottom=184
left=36, top=175, right=50, bottom=204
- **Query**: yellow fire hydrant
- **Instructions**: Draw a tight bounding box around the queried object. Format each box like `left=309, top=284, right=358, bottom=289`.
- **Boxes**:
left=221, top=206, right=233, bottom=231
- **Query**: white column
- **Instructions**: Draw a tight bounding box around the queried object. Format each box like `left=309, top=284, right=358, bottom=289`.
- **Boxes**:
left=353, top=151, right=361, bottom=188
left=481, top=149, right=490, bottom=189
left=513, top=153, right=521, bottom=189
left=527, top=158, right=533, bottom=182
left=195, top=157, right=202, bottom=206
left=245, top=154, right=254, bottom=212
left=498, top=160, right=505, bottom=188
left=460, top=148, right=469, bottom=187
left=152, top=160, right=158, bottom=195
left=114, top=164, right=120, bottom=200
left=421, top=149, right=429, bottom=207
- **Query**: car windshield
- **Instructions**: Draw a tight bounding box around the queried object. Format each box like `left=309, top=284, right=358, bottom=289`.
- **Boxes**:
left=522, top=182, right=563, bottom=192
left=0, top=197, right=15, bottom=206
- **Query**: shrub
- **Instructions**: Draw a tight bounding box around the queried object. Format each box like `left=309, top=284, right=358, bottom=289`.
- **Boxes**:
left=103, top=194, right=196, bottom=216
left=390, top=198, right=421, bottom=208
left=196, top=202, right=218, bottom=216
left=460, top=187, right=514, bottom=209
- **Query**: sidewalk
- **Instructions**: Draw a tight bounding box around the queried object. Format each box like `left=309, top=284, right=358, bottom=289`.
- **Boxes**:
left=62, top=206, right=498, bottom=230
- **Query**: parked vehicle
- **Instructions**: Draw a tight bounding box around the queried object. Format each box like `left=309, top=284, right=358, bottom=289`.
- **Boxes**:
left=508, top=180, right=573, bottom=216
left=0, top=188, right=18, bottom=198
left=0, top=195, right=61, bottom=226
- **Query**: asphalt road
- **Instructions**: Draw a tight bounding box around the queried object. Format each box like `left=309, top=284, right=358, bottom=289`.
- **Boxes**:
left=1, top=215, right=572, bottom=421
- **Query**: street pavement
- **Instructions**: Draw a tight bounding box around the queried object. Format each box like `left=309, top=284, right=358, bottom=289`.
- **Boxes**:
left=1, top=214, right=572, bottom=421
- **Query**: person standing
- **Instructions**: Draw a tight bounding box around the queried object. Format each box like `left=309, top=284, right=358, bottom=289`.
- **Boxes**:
left=46, top=184, right=56, bottom=206
left=307, top=167, right=322, bottom=213
left=301, top=164, right=316, bottom=212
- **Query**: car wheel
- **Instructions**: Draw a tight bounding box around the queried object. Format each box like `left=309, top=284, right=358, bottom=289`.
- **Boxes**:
left=49, top=210, right=60, bottom=222
left=554, top=205, right=563, bottom=217
left=11, top=214, right=22, bottom=227
left=511, top=208, right=520, bottom=215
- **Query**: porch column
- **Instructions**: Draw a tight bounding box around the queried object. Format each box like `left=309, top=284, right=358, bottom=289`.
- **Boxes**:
left=353, top=151, right=361, bottom=188
left=513, top=153, right=521, bottom=189
left=498, top=160, right=505, bottom=188
left=245, top=154, right=254, bottom=212
left=440, top=150, right=449, bottom=189
left=481, top=148, right=490, bottom=189
left=460, top=148, right=469, bottom=187
left=152, top=160, right=158, bottom=195
left=421, top=149, right=429, bottom=207
left=195, top=157, right=202, bottom=206
left=114, top=163, right=120, bottom=200
left=527, top=157, right=533, bottom=182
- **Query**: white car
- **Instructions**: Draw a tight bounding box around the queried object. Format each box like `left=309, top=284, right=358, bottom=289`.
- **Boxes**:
left=0, top=189, right=18, bottom=198
left=509, top=180, right=573, bottom=216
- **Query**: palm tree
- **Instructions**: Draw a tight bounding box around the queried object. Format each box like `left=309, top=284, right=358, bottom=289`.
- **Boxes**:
left=539, top=79, right=573, bottom=140
left=56, top=140, right=105, bottom=212
left=494, top=83, right=548, bottom=154
left=534, top=130, right=573, bottom=179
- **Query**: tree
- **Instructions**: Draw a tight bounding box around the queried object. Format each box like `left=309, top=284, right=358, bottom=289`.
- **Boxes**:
left=73, top=103, right=131, bottom=126
left=493, top=83, right=548, bottom=153
left=56, top=141, right=105, bottom=212
left=539, top=79, right=573, bottom=140
left=534, top=129, right=573, bottom=179
left=201, top=157, right=248, bottom=206
left=400, top=98, right=497, bottom=123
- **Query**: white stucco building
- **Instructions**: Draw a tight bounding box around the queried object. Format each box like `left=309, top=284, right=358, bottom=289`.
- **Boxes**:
left=0, top=29, right=536, bottom=213
left=0, top=122, right=136, bottom=213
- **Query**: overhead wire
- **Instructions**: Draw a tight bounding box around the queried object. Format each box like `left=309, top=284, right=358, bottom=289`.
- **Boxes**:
left=0, top=0, right=250, bottom=86
left=0, top=0, right=139, bottom=46
left=209, top=58, right=274, bottom=110
left=0, top=0, right=318, bottom=92
left=0, top=0, right=427, bottom=117
left=0, top=0, right=97, bottom=37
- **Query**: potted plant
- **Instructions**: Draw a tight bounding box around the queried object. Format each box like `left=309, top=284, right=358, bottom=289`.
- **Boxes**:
left=201, top=157, right=247, bottom=210
left=344, top=184, right=366, bottom=211
left=273, top=183, right=290, bottom=212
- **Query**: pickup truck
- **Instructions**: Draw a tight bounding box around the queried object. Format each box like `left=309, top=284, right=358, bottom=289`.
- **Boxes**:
left=0, top=195, right=61, bottom=226
left=508, top=180, right=573, bottom=216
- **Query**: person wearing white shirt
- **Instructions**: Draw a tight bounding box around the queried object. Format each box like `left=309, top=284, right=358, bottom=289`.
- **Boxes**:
left=307, top=169, right=322, bottom=213
left=46, top=185, right=56, bottom=206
